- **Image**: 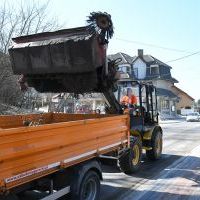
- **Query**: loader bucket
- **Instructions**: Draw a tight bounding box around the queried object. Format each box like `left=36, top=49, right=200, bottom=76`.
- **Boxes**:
left=8, top=12, right=118, bottom=93
left=9, top=27, right=107, bottom=93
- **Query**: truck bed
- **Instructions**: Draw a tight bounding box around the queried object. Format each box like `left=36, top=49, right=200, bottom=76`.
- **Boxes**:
left=0, top=113, right=129, bottom=192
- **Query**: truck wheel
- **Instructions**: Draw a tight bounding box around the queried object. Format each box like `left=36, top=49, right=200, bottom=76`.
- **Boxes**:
left=146, top=130, right=162, bottom=160
left=119, top=138, right=142, bottom=174
left=72, top=170, right=100, bottom=200
left=0, top=194, right=19, bottom=200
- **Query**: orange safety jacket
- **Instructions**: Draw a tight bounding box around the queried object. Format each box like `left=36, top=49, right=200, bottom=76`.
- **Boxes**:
left=121, top=95, right=137, bottom=105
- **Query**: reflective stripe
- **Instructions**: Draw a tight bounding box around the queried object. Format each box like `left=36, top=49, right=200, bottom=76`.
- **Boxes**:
left=5, top=162, right=60, bottom=184
left=99, top=142, right=121, bottom=151
left=4, top=140, right=128, bottom=184
left=99, top=140, right=128, bottom=151
left=63, top=150, right=97, bottom=163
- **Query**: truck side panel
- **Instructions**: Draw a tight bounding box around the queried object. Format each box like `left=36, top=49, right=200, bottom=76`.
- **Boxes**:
left=0, top=114, right=129, bottom=191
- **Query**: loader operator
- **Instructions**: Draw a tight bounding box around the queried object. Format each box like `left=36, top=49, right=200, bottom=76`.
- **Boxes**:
left=120, top=88, right=143, bottom=116
left=120, top=88, right=137, bottom=107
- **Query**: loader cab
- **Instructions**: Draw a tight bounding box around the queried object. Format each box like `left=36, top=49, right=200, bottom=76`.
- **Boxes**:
left=116, top=80, right=159, bottom=132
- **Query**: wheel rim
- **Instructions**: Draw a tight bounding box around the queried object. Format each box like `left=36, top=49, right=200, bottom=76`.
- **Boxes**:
left=155, top=134, right=162, bottom=156
left=132, top=144, right=140, bottom=166
left=83, top=178, right=97, bottom=200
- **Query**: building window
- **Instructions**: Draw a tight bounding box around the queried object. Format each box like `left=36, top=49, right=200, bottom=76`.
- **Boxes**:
left=161, top=99, right=169, bottom=109
left=126, top=66, right=131, bottom=74
left=150, top=64, right=159, bottom=75
left=118, top=65, right=131, bottom=74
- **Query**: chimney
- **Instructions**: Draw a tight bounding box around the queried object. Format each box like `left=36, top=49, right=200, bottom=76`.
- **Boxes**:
left=138, top=49, right=143, bottom=58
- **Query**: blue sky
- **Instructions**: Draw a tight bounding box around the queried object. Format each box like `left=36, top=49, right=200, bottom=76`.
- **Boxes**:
left=2, top=0, right=200, bottom=100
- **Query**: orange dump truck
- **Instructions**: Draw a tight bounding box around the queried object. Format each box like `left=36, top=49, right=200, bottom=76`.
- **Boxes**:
left=0, top=113, right=130, bottom=200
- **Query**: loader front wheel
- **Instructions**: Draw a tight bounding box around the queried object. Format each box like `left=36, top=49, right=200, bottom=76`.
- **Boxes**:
left=119, top=138, right=142, bottom=174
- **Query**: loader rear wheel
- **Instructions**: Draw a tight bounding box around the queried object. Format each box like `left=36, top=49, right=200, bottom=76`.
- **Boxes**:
left=119, top=138, right=142, bottom=174
left=146, top=130, right=162, bottom=160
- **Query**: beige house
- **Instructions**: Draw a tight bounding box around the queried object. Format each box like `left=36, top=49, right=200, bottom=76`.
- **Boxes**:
left=109, top=50, right=179, bottom=118
left=171, top=85, right=195, bottom=114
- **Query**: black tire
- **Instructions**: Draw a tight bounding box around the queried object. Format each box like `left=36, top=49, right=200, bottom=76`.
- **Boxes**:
left=146, top=130, right=162, bottom=160
left=119, top=138, right=142, bottom=174
left=71, top=170, right=100, bottom=200
left=0, top=194, right=19, bottom=200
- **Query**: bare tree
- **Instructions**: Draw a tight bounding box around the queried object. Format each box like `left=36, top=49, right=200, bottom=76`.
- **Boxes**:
left=0, top=0, right=61, bottom=53
left=0, top=0, right=62, bottom=113
left=0, top=54, right=22, bottom=105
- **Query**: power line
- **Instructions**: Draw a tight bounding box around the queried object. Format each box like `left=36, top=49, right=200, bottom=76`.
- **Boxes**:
left=115, top=37, right=193, bottom=53
left=166, top=51, right=200, bottom=63
left=115, top=37, right=200, bottom=63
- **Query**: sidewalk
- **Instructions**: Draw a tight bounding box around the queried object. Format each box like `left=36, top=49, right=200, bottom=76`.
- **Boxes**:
left=159, top=119, right=185, bottom=124
left=159, top=114, right=186, bottom=124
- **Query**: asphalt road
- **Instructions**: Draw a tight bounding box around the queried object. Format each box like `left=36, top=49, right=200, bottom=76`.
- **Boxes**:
left=101, top=121, right=200, bottom=200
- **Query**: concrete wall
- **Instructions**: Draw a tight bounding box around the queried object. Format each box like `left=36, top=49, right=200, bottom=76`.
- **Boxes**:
left=172, top=88, right=194, bottom=110
left=177, top=94, right=194, bottom=110
left=152, top=79, right=173, bottom=90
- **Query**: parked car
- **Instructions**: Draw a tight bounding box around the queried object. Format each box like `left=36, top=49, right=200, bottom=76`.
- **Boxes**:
left=186, top=112, right=200, bottom=122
